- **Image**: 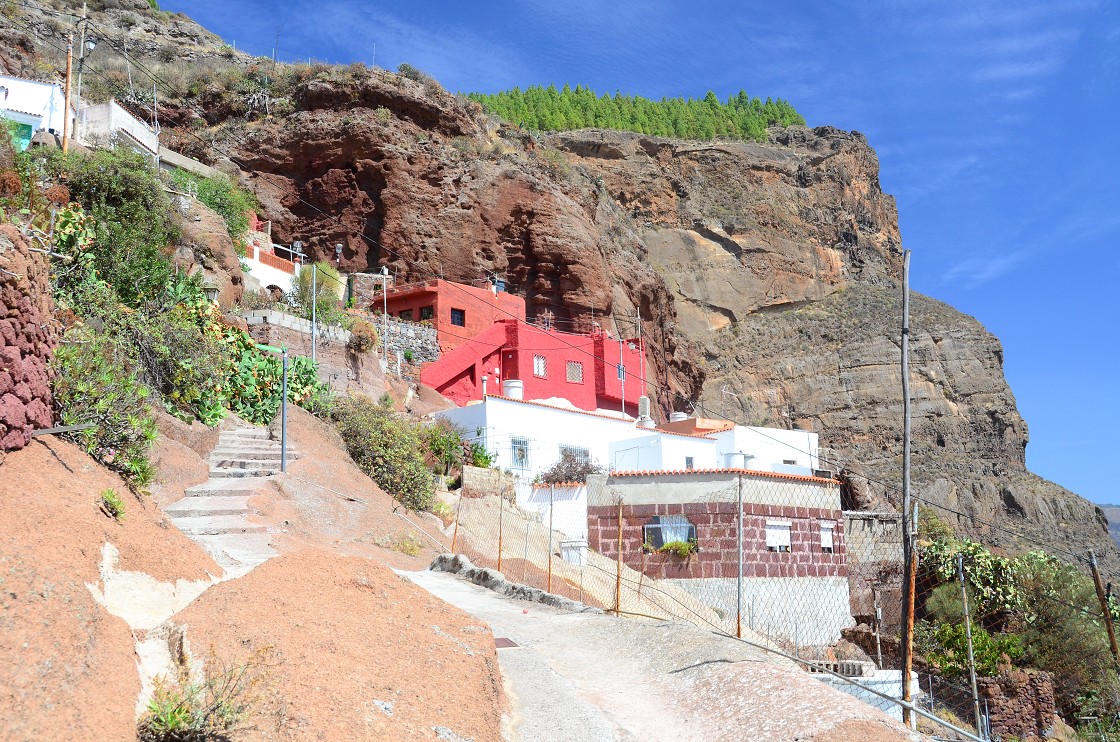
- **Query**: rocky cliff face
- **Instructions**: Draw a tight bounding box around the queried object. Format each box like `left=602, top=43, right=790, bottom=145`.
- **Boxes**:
left=3, top=3, right=1109, bottom=566
left=213, top=80, right=1113, bottom=567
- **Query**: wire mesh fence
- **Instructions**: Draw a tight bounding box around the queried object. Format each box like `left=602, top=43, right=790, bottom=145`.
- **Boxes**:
left=442, top=468, right=1120, bottom=740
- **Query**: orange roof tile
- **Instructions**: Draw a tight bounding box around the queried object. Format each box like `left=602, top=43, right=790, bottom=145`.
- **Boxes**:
left=608, top=468, right=838, bottom=485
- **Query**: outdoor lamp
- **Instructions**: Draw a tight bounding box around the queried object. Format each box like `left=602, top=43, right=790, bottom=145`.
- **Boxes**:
left=201, top=278, right=220, bottom=304
left=335, top=243, right=343, bottom=264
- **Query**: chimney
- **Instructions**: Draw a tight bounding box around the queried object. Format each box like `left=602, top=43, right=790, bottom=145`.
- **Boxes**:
left=635, top=395, right=656, bottom=429
left=502, top=379, right=524, bottom=400
left=669, top=411, right=689, bottom=423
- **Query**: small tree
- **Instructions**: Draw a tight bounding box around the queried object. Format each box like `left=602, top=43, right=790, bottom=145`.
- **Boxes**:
left=539, top=450, right=602, bottom=484
left=290, top=261, right=345, bottom=326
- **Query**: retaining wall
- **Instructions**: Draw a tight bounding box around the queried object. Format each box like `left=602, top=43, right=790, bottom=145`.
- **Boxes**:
left=0, top=226, right=56, bottom=450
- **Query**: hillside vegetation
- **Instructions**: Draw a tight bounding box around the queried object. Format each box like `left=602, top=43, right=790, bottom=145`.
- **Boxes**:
left=467, top=84, right=804, bottom=141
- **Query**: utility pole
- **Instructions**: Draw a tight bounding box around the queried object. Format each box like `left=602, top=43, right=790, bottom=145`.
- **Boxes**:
left=900, top=249, right=916, bottom=728
left=62, top=32, right=73, bottom=152
left=75, top=4, right=88, bottom=109
left=311, top=263, right=318, bottom=366
left=958, top=553, right=983, bottom=736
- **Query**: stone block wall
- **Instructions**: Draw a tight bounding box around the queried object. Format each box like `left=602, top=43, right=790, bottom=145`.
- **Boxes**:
left=587, top=501, right=847, bottom=581
left=243, top=310, right=385, bottom=400
left=977, top=670, right=1056, bottom=741
left=0, top=226, right=56, bottom=451
left=375, top=315, right=439, bottom=365
left=844, top=512, right=904, bottom=626
left=462, top=465, right=516, bottom=500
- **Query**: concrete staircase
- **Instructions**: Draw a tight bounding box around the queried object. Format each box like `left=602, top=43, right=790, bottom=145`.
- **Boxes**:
left=164, top=424, right=296, bottom=579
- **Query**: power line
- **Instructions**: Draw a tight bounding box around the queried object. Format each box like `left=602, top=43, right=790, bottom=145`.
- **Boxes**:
left=10, top=15, right=1107, bottom=574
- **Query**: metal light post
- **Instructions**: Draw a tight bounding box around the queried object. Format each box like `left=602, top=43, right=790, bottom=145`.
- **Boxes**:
left=256, top=343, right=288, bottom=473
left=310, top=262, right=317, bottom=366
left=376, top=265, right=392, bottom=364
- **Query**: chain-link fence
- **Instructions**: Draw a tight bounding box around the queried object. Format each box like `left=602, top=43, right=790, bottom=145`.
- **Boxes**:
left=442, top=468, right=1120, bottom=740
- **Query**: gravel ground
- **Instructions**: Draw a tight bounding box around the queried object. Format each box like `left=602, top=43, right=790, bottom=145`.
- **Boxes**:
left=402, top=568, right=926, bottom=742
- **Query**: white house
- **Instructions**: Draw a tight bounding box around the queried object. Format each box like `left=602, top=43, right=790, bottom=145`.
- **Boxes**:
left=436, top=390, right=824, bottom=482
left=0, top=75, right=73, bottom=151
left=77, top=99, right=158, bottom=156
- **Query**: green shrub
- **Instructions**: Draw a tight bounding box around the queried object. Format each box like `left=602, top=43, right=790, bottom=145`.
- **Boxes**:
left=137, top=648, right=273, bottom=742
left=422, top=420, right=465, bottom=476
left=36, top=147, right=177, bottom=306
left=171, top=169, right=256, bottom=242
left=346, top=319, right=378, bottom=354
left=913, top=619, right=1023, bottom=677
left=331, top=396, right=434, bottom=510
left=99, top=488, right=126, bottom=521
left=658, top=540, right=697, bottom=558
left=539, top=449, right=602, bottom=484
left=52, top=328, right=157, bottom=485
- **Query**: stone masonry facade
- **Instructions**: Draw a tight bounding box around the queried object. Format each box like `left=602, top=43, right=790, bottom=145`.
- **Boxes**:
left=977, top=670, right=1056, bottom=741
left=587, top=501, right=847, bottom=581
left=0, top=226, right=56, bottom=451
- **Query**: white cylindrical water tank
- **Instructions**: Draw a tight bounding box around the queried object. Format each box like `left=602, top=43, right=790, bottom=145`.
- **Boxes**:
left=724, top=452, right=748, bottom=468
left=502, top=379, right=524, bottom=400
left=669, top=412, right=689, bottom=423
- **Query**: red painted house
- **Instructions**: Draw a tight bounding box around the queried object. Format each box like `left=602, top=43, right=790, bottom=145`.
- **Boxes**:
left=420, top=319, right=647, bottom=417
left=377, top=279, right=526, bottom=353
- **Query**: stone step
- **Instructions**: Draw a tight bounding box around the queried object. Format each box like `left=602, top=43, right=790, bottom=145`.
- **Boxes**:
left=164, top=495, right=254, bottom=518
left=184, top=480, right=263, bottom=497
left=224, top=427, right=269, bottom=437
left=210, top=450, right=285, bottom=462
left=209, top=468, right=279, bottom=479
left=170, top=514, right=269, bottom=536
left=212, top=441, right=284, bottom=451
left=212, top=458, right=284, bottom=469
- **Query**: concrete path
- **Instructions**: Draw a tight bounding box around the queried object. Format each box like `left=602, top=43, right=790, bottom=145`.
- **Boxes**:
left=164, top=424, right=293, bottom=579
left=400, top=569, right=924, bottom=742
left=400, top=568, right=770, bottom=742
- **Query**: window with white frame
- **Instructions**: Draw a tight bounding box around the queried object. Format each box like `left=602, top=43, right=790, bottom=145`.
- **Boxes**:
left=511, top=437, right=530, bottom=470
left=566, top=360, right=584, bottom=383
left=643, top=515, right=697, bottom=550
left=820, top=523, right=835, bottom=554
left=765, top=521, right=792, bottom=553
left=533, top=355, right=547, bottom=377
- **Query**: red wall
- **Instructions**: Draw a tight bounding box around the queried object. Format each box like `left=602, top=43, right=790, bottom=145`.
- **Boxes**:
left=420, top=319, right=647, bottom=415
left=379, top=280, right=526, bottom=352
left=587, top=502, right=847, bottom=580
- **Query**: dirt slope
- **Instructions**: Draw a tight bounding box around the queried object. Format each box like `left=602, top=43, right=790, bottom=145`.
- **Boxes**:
left=0, top=436, right=219, bottom=741
left=175, top=550, right=505, bottom=742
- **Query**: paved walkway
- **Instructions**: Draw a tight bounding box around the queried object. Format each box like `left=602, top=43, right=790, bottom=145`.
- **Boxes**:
left=400, top=569, right=923, bottom=742
left=163, top=424, right=291, bottom=579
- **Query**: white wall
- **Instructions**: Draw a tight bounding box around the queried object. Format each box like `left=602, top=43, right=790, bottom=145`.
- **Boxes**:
left=0, top=76, right=71, bottom=134
left=78, top=100, right=158, bottom=154
left=589, top=471, right=841, bottom=510
left=715, top=426, right=820, bottom=475
left=242, top=244, right=298, bottom=294
left=609, top=432, right=719, bottom=471
left=437, top=396, right=637, bottom=481
left=516, top=482, right=588, bottom=541
left=666, top=575, right=853, bottom=646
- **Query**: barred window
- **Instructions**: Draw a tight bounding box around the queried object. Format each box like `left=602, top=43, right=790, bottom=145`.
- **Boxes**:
left=566, top=361, right=584, bottom=383
left=450, top=308, right=466, bottom=326
left=511, top=437, right=530, bottom=470
left=558, top=445, right=589, bottom=464
left=533, top=355, right=547, bottom=377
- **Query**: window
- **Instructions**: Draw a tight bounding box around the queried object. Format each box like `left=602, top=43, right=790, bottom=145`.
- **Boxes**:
left=643, top=515, right=697, bottom=550
left=533, top=355, right=547, bottom=378
left=684, top=456, right=694, bottom=470
left=420, top=306, right=434, bottom=320
left=820, top=523, right=835, bottom=554
left=566, top=360, right=584, bottom=383
left=783, top=459, right=797, bottom=466
left=765, top=521, right=792, bottom=553
left=450, top=308, right=466, bottom=327
left=558, top=445, right=589, bottom=464
left=399, top=309, right=413, bottom=321
left=511, top=437, right=530, bottom=470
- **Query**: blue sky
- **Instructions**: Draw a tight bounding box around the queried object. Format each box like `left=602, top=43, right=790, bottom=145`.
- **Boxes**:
left=163, top=0, right=1120, bottom=504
